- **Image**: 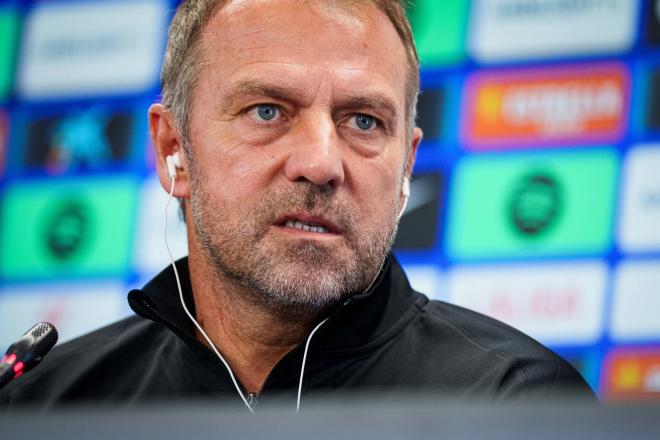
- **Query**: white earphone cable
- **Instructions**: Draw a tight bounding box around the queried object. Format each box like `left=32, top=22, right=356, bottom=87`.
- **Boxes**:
left=397, top=195, right=409, bottom=221
left=296, top=317, right=328, bottom=413
left=164, top=175, right=255, bottom=414
left=163, top=168, right=400, bottom=413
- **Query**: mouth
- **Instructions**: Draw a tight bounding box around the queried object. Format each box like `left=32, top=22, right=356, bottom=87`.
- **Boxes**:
left=273, top=213, right=343, bottom=235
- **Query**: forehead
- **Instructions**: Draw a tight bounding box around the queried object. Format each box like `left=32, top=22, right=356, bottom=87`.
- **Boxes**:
left=195, top=0, right=408, bottom=109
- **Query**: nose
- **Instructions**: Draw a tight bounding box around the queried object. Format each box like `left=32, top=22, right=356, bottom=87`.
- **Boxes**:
left=283, top=113, right=345, bottom=190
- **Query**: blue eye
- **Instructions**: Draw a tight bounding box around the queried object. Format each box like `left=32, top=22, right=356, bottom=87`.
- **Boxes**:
left=355, top=114, right=376, bottom=130
left=256, top=104, right=278, bottom=121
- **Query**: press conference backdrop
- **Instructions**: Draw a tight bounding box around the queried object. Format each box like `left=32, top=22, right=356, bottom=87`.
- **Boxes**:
left=0, top=0, right=659, bottom=402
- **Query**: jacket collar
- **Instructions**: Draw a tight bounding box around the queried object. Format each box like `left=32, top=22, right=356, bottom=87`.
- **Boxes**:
left=128, top=254, right=423, bottom=353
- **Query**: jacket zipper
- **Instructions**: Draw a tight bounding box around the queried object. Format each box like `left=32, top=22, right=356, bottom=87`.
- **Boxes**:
left=246, top=393, right=258, bottom=410
left=141, top=297, right=262, bottom=410
left=137, top=292, right=352, bottom=410
left=258, top=311, right=338, bottom=398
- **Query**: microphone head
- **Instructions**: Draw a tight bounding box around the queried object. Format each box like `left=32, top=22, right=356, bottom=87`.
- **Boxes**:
left=6, top=322, right=59, bottom=362
left=28, top=322, right=59, bottom=359
left=0, top=323, right=58, bottom=389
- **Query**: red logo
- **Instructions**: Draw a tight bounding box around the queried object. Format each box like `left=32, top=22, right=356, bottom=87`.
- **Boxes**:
left=461, top=63, right=629, bottom=150
left=604, top=348, right=660, bottom=401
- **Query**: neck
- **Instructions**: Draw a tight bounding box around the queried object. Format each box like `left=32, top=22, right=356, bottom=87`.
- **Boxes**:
left=186, top=249, right=322, bottom=394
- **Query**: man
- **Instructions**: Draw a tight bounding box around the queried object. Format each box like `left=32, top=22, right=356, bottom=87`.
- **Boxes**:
left=1, top=0, right=594, bottom=410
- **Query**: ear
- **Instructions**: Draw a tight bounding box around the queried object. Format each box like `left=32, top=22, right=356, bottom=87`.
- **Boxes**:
left=148, top=103, right=190, bottom=198
left=398, top=127, right=422, bottom=217
left=405, top=127, right=423, bottom=180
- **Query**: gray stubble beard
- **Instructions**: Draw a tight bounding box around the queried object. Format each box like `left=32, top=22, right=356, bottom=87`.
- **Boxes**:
left=188, top=169, right=399, bottom=320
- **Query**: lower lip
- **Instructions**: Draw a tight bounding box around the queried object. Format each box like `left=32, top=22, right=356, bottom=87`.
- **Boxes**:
left=272, top=225, right=341, bottom=238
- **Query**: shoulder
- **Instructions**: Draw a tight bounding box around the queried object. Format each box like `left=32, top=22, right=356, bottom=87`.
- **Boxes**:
left=421, top=299, right=552, bottom=358
left=0, top=315, right=169, bottom=409
left=411, top=297, right=595, bottom=400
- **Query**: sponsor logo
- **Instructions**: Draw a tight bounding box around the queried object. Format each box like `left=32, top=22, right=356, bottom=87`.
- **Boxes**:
left=17, top=0, right=167, bottom=98
left=618, top=146, right=660, bottom=252
left=393, top=172, right=443, bottom=250
left=461, top=63, right=629, bottom=150
left=0, top=9, right=18, bottom=99
left=17, top=105, right=139, bottom=175
left=470, top=0, right=638, bottom=62
left=448, top=261, right=607, bottom=345
left=133, top=175, right=189, bottom=274
left=407, top=0, right=468, bottom=66
left=0, top=281, right=126, bottom=347
left=447, top=149, right=617, bottom=260
left=604, top=349, right=660, bottom=400
left=508, top=171, right=562, bottom=237
left=611, top=261, right=660, bottom=341
left=42, top=198, right=90, bottom=261
left=0, top=177, right=138, bottom=280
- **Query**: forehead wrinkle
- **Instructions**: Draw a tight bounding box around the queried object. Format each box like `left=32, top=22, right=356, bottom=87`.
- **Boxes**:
left=225, top=59, right=310, bottom=77
left=223, top=27, right=308, bottom=53
left=221, top=77, right=316, bottom=107
left=225, top=37, right=372, bottom=73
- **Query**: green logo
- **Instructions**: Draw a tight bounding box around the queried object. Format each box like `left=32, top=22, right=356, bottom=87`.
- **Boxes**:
left=508, top=171, right=562, bottom=237
left=447, top=149, right=618, bottom=260
left=407, top=0, right=468, bottom=67
left=0, top=177, right=138, bottom=279
left=42, top=198, right=91, bottom=261
left=0, top=9, right=18, bottom=100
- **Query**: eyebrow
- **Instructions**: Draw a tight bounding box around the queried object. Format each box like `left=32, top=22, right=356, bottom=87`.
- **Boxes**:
left=222, top=80, right=309, bottom=107
left=222, top=79, right=400, bottom=126
left=336, top=94, right=400, bottom=123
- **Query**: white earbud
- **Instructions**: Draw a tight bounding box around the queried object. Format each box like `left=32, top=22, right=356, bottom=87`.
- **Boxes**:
left=398, top=177, right=411, bottom=221
left=166, top=152, right=182, bottom=179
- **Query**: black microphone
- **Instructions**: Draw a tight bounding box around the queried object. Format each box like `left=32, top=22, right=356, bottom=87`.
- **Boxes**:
left=0, top=322, right=58, bottom=390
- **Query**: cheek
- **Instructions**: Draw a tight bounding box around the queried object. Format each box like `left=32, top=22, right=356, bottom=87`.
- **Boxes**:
left=230, top=152, right=270, bottom=181
left=351, top=165, right=399, bottom=224
left=210, top=147, right=282, bottom=203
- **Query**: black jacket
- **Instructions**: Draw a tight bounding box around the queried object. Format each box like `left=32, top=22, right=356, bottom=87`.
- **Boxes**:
left=0, top=256, right=594, bottom=410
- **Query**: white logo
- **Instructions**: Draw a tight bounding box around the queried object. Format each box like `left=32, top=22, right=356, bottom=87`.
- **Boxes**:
left=618, top=145, right=660, bottom=252
left=611, top=260, right=660, bottom=341
left=469, top=0, right=638, bottom=62
left=448, top=261, right=607, bottom=345
left=0, top=281, right=127, bottom=348
left=17, top=0, right=167, bottom=99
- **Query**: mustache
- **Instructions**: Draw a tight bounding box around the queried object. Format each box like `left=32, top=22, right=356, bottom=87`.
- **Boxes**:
left=258, top=183, right=355, bottom=231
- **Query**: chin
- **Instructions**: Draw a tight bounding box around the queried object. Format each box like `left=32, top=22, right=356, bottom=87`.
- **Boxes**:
left=245, top=249, right=364, bottom=315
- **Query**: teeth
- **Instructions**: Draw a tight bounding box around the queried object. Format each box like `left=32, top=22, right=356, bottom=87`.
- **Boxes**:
left=283, top=219, right=328, bottom=233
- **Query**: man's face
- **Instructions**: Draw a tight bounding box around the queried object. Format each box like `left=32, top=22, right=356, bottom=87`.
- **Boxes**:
left=185, top=0, right=420, bottom=315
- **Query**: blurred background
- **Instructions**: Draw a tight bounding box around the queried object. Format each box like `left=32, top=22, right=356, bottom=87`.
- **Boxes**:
left=0, top=0, right=658, bottom=403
